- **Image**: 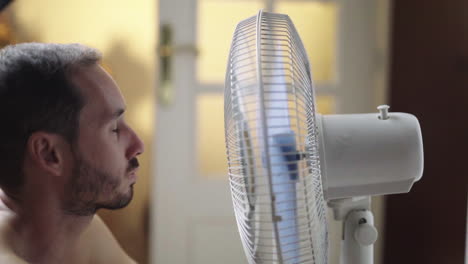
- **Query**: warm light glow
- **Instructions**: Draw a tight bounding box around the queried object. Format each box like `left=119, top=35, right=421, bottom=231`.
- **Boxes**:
left=11, top=0, right=155, bottom=69
left=316, top=95, right=336, bottom=114
left=197, top=93, right=228, bottom=177
left=11, top=0, right=157, bottom=147
left=197, top=1, right=337, bottom=85
left=131, top=95, right=155, bottom=139
left=276, top=1, right=337, bottom=83
left=197, top=0, right=262, bottom=84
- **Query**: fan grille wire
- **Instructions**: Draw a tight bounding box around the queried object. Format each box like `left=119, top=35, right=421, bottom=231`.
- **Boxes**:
left=225, top=10, right=328, bottom=264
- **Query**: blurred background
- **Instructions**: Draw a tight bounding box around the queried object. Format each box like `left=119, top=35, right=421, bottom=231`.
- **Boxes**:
left=0, top=0, right=466, bottom=263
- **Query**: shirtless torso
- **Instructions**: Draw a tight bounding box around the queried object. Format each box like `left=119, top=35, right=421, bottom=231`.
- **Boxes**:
left=0, top=198, right=136, bottom=264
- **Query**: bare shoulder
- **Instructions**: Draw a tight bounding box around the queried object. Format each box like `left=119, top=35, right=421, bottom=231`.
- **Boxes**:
left=0, top=253, right=28, bottom=264
left=0, top=228, right=27, bottom=264
left=81, top=215, right=137, bottom=264
left=0, top=210, right=26, bottom=264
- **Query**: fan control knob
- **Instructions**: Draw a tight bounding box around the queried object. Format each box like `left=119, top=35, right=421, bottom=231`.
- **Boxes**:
left=377, top=104, right=390, bottom=120
left=354, top=221, right=378, bottom=246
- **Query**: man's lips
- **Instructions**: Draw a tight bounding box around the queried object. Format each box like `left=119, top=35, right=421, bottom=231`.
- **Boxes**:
left=128, top=168, right=139, bottom=181
left=127, top=158, right=140, bottom=181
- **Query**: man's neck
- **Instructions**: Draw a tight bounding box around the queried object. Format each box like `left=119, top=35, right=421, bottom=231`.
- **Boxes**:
left=1, top=186, right=93, bottom=264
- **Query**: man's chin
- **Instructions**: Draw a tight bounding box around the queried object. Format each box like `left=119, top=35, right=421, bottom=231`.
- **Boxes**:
left=97, top=185, right=134, bottom=211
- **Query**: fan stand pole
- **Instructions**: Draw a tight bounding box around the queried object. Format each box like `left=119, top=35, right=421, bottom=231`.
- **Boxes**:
left=328, top=196, right=379, bottom=264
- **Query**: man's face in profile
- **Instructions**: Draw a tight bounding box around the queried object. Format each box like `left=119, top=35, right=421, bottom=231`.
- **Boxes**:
left=63, top=64, right=144, bottom=215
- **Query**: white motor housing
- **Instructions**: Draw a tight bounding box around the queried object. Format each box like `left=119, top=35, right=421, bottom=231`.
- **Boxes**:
left=317, top=107, right=424, bottom=200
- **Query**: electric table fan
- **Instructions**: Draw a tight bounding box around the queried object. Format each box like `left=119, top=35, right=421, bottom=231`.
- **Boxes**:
left=224, top=10, right=423, bottom=264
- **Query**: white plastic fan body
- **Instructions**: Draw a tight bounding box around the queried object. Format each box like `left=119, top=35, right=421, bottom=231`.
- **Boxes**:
left=224, top=10, right=423, bottom=264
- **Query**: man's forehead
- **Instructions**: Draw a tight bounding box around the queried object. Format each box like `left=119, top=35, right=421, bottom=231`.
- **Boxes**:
left=70, top=65, right=126, bottom=121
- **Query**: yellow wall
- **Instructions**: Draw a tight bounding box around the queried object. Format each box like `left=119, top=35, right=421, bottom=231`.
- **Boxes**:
left=7, top=1, right=157, bottom=263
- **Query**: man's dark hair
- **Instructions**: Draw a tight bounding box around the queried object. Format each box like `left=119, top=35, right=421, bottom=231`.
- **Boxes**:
left=0, top=43, right=101, bottom=194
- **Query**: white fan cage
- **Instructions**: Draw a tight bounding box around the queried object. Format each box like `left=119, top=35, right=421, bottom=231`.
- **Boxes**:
left=224, top=10, right=328, bottom=264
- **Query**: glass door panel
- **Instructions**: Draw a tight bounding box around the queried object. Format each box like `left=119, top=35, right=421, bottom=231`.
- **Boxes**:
left=275, top=1, right=338, bottom=84
left=196, top=93, right=227, bottom=177
left=197, top=0, right=262, bottom=84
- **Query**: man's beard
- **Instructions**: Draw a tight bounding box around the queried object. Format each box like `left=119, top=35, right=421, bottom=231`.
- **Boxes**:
left=63, top=153, right=138, bottom=216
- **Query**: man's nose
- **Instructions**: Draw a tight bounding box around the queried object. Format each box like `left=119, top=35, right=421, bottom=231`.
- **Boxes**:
left=126, top=128, right=144, bottom=159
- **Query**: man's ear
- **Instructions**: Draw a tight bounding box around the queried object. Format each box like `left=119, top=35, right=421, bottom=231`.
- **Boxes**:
left=27, top=132, right=68, bottom=176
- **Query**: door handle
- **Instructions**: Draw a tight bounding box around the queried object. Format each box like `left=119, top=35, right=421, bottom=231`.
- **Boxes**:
left=158, top=24, right=173, bottom=107
left=158, top=24, right=199, bottom=107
